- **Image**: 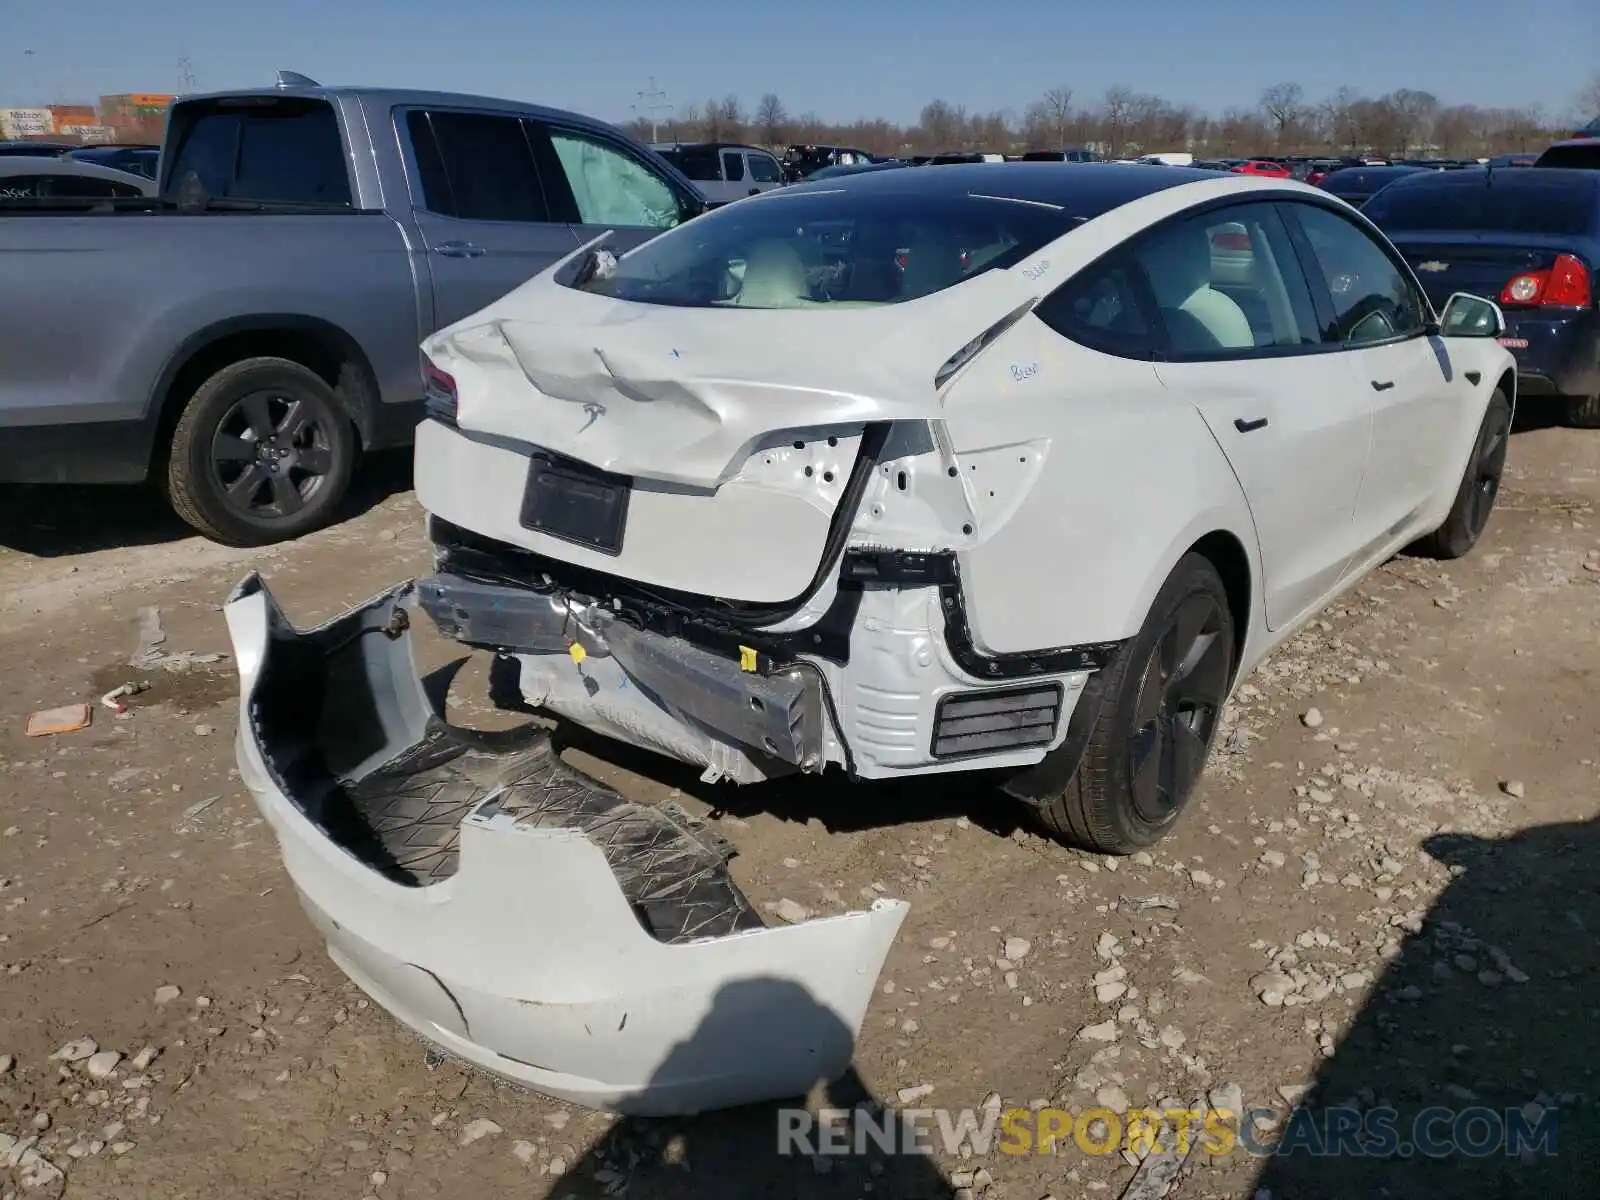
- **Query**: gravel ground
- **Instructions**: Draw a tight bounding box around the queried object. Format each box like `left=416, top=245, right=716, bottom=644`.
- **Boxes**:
left=0, top=421, right=1596, bottom=1200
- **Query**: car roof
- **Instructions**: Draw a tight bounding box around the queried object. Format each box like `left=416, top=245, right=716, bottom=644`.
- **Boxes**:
left=782, top=161, right=1293, bottom=215
left=651, top=141, right=774, bottom=155
left=1380, top=165, right=1600, bottom=194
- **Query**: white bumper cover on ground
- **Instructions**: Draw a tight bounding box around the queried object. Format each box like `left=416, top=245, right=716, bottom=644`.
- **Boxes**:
left=223, top=573, right=908, bottom=1115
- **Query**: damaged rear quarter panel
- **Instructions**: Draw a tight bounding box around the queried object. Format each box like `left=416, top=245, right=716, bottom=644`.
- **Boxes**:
left=940, top=315, right=1260, bottom=655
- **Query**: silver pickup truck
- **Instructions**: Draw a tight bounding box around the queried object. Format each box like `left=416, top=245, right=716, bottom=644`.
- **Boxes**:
left=0, top=74, right=705, bottom=544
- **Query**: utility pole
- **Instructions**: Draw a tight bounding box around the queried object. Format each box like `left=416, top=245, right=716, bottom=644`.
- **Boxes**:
left=178, top=45, right=198, bottom=92
left=634, top=77, right=671, bottom=143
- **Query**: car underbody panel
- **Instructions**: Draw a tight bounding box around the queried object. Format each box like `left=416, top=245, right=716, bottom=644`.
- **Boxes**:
left=222, top=573, right=908, bottom=1115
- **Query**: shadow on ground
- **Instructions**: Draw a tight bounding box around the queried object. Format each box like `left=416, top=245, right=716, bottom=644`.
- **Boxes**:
left=558, top=978, right=955, bottom=1199
left=0, top=449, right=414, bottom=556
left=483, top=654, right=1030, bottom=840
left=1249, top=816, right=1600, bottom=1198
left=1510, top=404, right=1572, bottom=435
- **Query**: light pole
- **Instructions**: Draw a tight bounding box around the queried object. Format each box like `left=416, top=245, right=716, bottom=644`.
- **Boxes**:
left=635, top=77, right=671, bottom=143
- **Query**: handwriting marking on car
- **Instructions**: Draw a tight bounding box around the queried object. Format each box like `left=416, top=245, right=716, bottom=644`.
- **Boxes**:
left=1022, top=260, right=1051, bottom=281
left=1416, top=260, right=1449, bottom=272
left=1010, top=362, right=1040, bottom=382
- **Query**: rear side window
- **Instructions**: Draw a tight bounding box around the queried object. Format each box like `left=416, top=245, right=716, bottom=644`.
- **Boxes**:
left=748, top=153, right=781, bottom=183
left=165, top=99, right=351, bottom=205
left=1363, top=176, right=1597, bottom=236
left=0, top=175, right=45, bottom=199
left=722, top=150, right=746, bottom=182
left=1535, top=144, right=1600, bottom=169
left=1034, top=257, right=1159, bottom=359
left=664, top=146, right=721, bottom=181
left=48, top=175, right=144, bottom=198
left=406, top=110, right=550, bottom=223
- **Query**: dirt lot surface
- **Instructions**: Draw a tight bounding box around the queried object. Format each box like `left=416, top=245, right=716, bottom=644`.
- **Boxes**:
left=1, top=424, right=1597, bottom=1200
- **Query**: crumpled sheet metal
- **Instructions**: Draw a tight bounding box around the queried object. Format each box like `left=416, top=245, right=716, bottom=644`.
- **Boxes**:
left=223, top=574, right=909, bottom=1115
left=421, top=231, right=1045, bottom=489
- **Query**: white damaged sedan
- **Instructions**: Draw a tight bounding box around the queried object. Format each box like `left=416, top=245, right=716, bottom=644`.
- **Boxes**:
left=224, top=163, right=1514, bottom=1112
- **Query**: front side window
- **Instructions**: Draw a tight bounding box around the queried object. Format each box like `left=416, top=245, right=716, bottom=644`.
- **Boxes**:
left=1287, top=202, right=1429, bottom=345
left=721, top=150, right=746, bottom=182
left=568, top=187, right=1077, bottom=309
left=1128, top=202, right=1320, bottom=357
left=748, top=153, right=782, bottom=183
left=48, top=175, right=142, bottom=198
left=546, top=129, right=685, bottom=229
left=0, top=175, right=45, bottom=199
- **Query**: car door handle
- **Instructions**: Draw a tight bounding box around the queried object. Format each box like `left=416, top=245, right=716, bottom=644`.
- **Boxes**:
left=1371, top=379, right=1395, bottom=391
left=1233, top=417, right=1269, bottom=433
left=434, top=241, right=486, bottom=259
left=748, top=187, right=761, bottom=195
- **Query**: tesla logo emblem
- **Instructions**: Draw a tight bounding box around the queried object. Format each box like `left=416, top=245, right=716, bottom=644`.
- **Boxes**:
left=577, top=403, right=604, bottom=433
left=1416, top=261, right=1448, bottom=272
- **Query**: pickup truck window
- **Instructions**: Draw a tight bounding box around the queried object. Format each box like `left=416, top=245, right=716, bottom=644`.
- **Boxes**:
left=405, top=110, right=551, bottom=224
left=544, top=129, right=684, bottom=229
left=165, top=99, right=352, bottom=206
left=748, top=153, right=782, bottom=184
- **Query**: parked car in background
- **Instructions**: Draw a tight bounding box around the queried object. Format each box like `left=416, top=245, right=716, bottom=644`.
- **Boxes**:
left=0, top=157, right=154, bottom=200
left=1487, top=152, right=1539, bottom=168
left=0, top=74, right=706, bottom=545
left=649, top=141, right=784, bottom=205
left=1534, top=139, right=1600, bottom=169
left=1315, top=164, right=1429, bottom=207
left=65, top=143, right=159, bottom=179
left=1363, top=166, right=1600, bottom=426
left=1231, top=160, right=1292, bottom=177
left=1021, top=148, right=1101, bottom=163
left=927, top=151, right=1004, bottom=164
left=781, top=144, right=879, bottom=181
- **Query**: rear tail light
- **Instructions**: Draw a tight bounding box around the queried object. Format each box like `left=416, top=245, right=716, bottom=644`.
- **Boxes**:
left=1499, top=254, right=1593, bottom=308
left=422, top=356, right=458, bottom=425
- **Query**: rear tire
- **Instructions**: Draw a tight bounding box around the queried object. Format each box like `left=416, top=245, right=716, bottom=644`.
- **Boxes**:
left=165, top=357, right=357, bottom=546
left=1566, top=393, right=1600, bottom=429
left=1029, top=553, right=1235, bottom=853
left=1412, top=387, right=1510, bottom=560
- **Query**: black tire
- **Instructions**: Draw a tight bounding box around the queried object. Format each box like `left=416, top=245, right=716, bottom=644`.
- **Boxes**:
left=1412, top=387, right=1510, bottom=560
left=1566, top=393, right=1600, bottom=430
left=165, top=357, right=356, bottom=546
left=1026, top=553, right=1235, bottom=853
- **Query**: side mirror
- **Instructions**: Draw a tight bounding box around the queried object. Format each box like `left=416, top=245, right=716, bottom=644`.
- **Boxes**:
left=1436, top=292, right=1507, bottom=338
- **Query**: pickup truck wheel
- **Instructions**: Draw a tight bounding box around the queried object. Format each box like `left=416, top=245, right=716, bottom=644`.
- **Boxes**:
left=1031, top=554, right=1234, bottom=853
left=165, top=357, right=356, bottom=546
left=1566, top=393, right=1600, bottom=429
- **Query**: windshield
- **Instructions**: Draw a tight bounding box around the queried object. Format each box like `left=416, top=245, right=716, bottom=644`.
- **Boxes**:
left=568, top=185, right=1076, bottom=309
left=1364, top=176, right=1597, bottom=235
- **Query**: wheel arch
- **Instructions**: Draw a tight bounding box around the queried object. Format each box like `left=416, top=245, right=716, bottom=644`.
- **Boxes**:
left=1188, top=528, right=1254, bottom=681
left=148, top=315, right=383, bottom=471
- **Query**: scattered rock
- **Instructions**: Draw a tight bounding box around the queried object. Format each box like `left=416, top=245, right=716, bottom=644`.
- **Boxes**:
left=85, top=1050, right=121, bottom=1079
left=0, top=1053, right=12, bottom=1076
left=1095, top=1085, right=1130, bottom=1115
left=1259, top=851, right=1286, bottom=869
left=772, top=898, right=812, bottom=924
left=511, top=1139, right=539, bottom=1165
left=1003, top=937, right=1031, bottom=963
left=153, top=985, right=181, bottom=1005
left=1301, top=708, right=1324, bottom=729
left=1277, top=1084, right=1311, bottom=1107
left=1095, top=981, right=1129, bottom=1005
left=1158, top=1026, right=1187, bottom=1050
left=50, top=1038, right=97, bottom=1063
left=1075, top=1021, right=1120, bottom=1044
left=1500, top=780, right=1526, bottom=799
left=1189, top=869, right=1214, bottom=886
left=897, top=1083, right=935, bottom=1105
left=130, top=1047, right=158, bottom=1071
left=458, top=1118, right=502, bottom=1146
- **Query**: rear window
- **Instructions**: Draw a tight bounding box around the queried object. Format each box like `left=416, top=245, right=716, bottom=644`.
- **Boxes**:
left=657, top=146, right=721, bottom=181
left=569, top=186, right=1076, bottom=309
left=164, top=98, right=352, bottom=205
left=1363, top=175, right=1597, bottom=235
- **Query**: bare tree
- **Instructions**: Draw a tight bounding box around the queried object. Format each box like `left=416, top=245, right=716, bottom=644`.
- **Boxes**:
left=1042, top=86, right=1073, bottom=150
left=670, top=102, right=702, bottom=142
left=1388, top=88, right=1439, bottom=154
left=918, top=99, right=966, bottom=151
left=1320, top=85, right=1359, bottom=152
left=1260, top=82, right=1304, bottom=149
left=1101, top=86, right=1134, bottom=157
left=754, top=93, right=787, bottom=147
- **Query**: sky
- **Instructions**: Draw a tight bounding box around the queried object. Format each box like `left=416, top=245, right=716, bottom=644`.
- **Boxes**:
left=4, top=0, right=1597, bottom=128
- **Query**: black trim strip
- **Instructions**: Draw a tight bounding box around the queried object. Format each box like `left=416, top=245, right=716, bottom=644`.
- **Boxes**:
left=840, top=549, right=1125, bottom=679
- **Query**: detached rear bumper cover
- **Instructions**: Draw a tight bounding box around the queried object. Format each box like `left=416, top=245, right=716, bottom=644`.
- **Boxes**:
left=222, top=573, right=907, bottom=1115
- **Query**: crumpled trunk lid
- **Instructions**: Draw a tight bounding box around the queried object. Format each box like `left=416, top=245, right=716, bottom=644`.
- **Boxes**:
left=416, top=236, right=1042, bottom=603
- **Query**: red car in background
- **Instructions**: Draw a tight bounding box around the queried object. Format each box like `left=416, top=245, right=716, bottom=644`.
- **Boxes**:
left=1231, top=159, right=1293, bottom=178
